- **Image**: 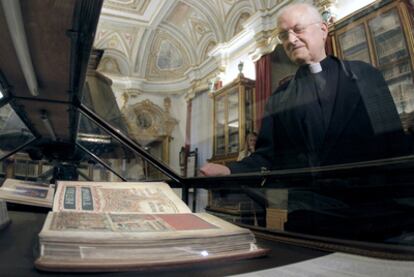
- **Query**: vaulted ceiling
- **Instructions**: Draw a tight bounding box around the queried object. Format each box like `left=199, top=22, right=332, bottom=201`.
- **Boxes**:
left=94, top=0, right=282, bottom=94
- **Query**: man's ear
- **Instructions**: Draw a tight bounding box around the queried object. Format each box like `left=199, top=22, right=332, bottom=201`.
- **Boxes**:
left=321, top=22, right=328, bottom=40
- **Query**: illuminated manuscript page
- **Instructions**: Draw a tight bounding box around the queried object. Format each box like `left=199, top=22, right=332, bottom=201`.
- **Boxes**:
left=53, top=181, right=191, bottom=214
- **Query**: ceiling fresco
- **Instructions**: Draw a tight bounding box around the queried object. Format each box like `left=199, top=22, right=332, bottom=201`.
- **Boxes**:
left=94, top=0, right=283, bottom=93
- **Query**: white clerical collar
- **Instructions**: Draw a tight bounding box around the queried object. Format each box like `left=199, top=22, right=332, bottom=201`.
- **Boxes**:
left=308, top=62, right=322, bottom=74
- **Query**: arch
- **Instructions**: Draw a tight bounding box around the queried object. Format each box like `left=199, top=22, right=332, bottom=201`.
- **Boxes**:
left=98, top=49, right=130, bottom=76
left=133, top=29, right=157, bottom=77
left=234, top=12, right=252, bottom=37
left=182, top=0, right=226, bottom=42
left=225, top=1, right=255, bottom=40
left=94, top=31, right=130, bottom=59
left=199, top=36, right=217, bottom=62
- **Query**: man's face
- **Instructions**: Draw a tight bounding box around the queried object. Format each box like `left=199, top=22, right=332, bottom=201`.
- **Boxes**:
left=277, top=6, right=328, bottom=65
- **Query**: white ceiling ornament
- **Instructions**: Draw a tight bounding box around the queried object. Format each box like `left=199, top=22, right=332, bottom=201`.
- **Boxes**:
left=94, top=26, right=139, bottom=60
left=202, top=40, right=217, bottom=62
left=98, top=57, right=122, bottom=75
left=104, top=0, right=151, bottom=14
left=234, top=12, right=252, bottom=36
left=98, top=49, right=131, bottom=76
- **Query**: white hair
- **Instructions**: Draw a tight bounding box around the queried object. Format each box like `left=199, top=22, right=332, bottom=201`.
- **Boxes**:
left=276, top=2, right=323, bottom=26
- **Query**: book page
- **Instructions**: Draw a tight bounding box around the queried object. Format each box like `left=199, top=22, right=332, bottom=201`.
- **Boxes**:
left=40, top=212, right=250, bottom=242
left=53, top=181, right=191, bottom=214
left=0, top=178, right=55, bottom=207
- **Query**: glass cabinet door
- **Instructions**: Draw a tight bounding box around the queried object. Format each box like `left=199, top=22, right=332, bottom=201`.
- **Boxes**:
left=338, top=24, right=371, bottom=63
left=215, top=94, right=226, bottom=156
left=227, top=87, right=240, bottom=154
left=244, top=87, right=254, bottom=133
left=368, top=8, right=414, bottom=114
left=210, top=76, right=255, bottom=162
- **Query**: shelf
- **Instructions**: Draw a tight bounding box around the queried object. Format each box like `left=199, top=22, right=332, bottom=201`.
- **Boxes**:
left=342, top=41, right=367, bottom=54
left=338, top=25, right=367, bottom=50
left=372, top=26, right=401, bottom=40
left=378, top=48, right=408, bottom=65
left=384, top=72, right=412, bottom=85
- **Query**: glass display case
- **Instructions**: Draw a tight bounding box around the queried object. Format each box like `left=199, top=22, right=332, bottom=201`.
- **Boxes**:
left=1, top=0, right=414, bottom=275
left=210, top=75, right=255, bottom=164
left=330, top=0, right=414, bottom=129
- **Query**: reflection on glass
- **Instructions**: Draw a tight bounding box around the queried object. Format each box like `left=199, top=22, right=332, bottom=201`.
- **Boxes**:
left=77, top=113, right=170, bottom=181
left=369, top=10, right=407, bottom=66
left=245, top=87, right=254, bottom=133
left=81, top=72, right=129, bottom=136
left=227, top=89, right=239, bottom=154
left=0, top=104, right=34, bottom=159
left=81, top=0, right=414, bottom=256
left=215, top=94, right=226, bottom=156
left=338, top=24, right=371, bottom=63
left=368, top=9, right=414, bottom=116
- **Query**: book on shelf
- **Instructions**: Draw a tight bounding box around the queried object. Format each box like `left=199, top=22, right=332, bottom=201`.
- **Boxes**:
left=0, top=200, right=10, bottom=230
left=35, top=181, right=268, bottom=272
left=0, top=178, right=55, bottom=208
left=339, top=26, right=366, bottom=50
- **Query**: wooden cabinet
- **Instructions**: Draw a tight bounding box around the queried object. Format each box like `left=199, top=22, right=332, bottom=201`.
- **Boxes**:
left=329, top=0, right=414, bottom=130
left=209, top=74, right=255, bottom=164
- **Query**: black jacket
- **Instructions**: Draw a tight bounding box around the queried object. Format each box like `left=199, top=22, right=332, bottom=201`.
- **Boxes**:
left=229, top=57, right=410, bottom=173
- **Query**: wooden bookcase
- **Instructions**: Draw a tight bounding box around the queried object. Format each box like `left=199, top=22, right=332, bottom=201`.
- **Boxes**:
left=329, top=0, right=414, bottom=131
left=209, top=74, right=255, bottom=165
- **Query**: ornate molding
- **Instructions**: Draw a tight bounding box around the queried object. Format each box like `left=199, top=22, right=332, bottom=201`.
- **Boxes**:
left=122, top=99, right=178, bottom=146
left=104, top=0, right=150, bottom=15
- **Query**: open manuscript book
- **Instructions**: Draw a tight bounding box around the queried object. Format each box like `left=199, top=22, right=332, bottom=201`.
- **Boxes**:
left=35, top=181, right=268, bottom=272
left=0, top=178, right=55, bottom=208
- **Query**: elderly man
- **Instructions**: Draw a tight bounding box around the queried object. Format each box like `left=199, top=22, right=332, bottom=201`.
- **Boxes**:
left=201, top=3, right=408, bottom=176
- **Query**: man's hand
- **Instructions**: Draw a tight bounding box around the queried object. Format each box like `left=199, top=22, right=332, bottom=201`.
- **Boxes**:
left=200, top=163, right=231, bottom=176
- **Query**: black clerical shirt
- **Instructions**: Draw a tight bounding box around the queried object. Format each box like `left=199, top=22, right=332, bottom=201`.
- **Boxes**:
left=295, top=56, right=338, bottom=163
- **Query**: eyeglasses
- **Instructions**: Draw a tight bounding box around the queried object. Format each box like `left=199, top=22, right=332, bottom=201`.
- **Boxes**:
left=277, top=22, right=321, bottom=42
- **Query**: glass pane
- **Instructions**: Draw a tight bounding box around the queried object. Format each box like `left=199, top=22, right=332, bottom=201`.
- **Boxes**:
left=0, top=104, right=34, bottom=159
left=215, top=94, right=226, bottom=156
left=369, top=9, right=408, bottom=66
left=338, top=24, right=371, bottom=63
left=90, top=0, right=414, bottom=256
left=368, top=9, right=414, bottom=118
left=77, top=113, right=171, bottom=182
left=245, top=87, right=254, bottom=133
left=227, top=88, right=239, bottom=154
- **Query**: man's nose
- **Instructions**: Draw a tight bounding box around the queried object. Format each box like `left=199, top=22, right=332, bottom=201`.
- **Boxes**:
left=286, top=31, right=298, bottom=43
